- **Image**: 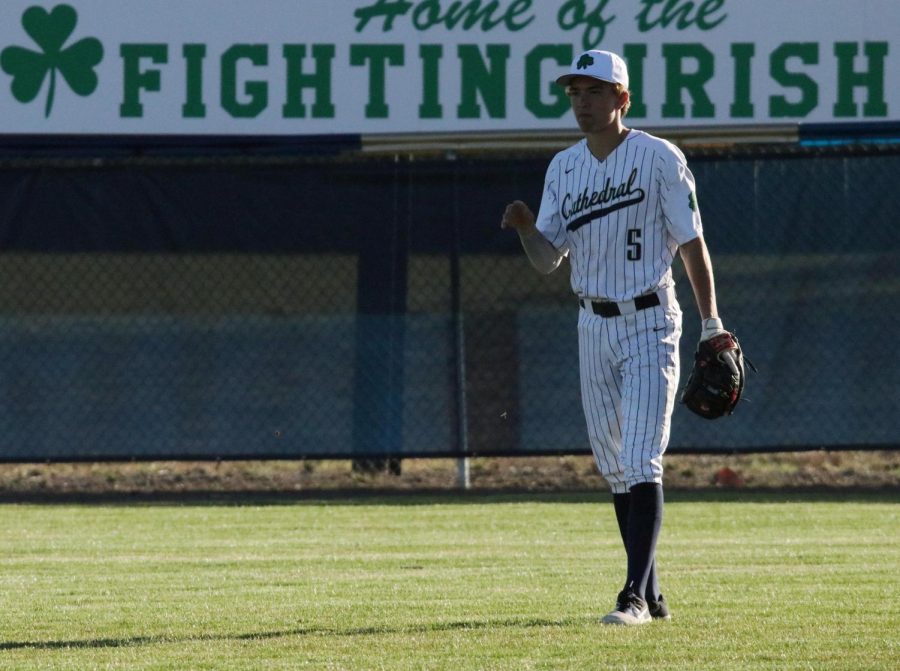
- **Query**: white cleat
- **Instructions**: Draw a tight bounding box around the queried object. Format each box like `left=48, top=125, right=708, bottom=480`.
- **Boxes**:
left=601, top=590, right=652, bottom=626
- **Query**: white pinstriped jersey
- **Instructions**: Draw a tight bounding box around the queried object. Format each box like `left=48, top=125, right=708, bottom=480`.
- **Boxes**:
left=535, top=130, right=703, bottom=302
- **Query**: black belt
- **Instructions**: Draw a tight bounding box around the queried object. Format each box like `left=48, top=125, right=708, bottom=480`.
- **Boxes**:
left=580, top=292, right=661, bottom=318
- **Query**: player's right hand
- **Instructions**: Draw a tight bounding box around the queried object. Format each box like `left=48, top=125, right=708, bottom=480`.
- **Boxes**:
left=501, top=200, right=536, bottom=234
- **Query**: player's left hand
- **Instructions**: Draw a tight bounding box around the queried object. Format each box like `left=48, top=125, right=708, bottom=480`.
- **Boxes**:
left=699, top=317, right=727, bottom=341
left=680, top=330, right=749, bottom=419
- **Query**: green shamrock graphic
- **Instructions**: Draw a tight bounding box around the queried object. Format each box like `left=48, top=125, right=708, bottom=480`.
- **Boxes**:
left=576, top=54, right=594, bottom=70
left=1, top=4, right=103, bottom=118
left=688, top=191, right=698, bottom=212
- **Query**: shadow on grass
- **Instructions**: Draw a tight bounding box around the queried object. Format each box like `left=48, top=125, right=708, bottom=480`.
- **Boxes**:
left=0, top=615, right=593, bottom=651
left=0, top=487, right=897, bottom=507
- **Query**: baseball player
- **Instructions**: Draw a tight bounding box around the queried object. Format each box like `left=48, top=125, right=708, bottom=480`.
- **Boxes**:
left=501, top=50, right=727, bottom=625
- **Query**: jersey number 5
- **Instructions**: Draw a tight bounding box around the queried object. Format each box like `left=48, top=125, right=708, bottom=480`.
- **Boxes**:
left=626, top=229, right=642, bottom=261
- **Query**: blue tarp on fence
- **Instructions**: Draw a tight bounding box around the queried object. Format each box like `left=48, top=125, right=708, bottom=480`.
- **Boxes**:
left=0, top=146, right=897, bottom=459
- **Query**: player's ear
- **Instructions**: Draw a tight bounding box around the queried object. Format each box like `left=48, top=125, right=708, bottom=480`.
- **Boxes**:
left=618, top=87, right=631, bottom=117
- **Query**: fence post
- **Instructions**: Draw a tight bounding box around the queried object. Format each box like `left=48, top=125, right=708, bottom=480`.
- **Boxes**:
left=449, top=156, right=471, bottom=489
left=351, top=156, right=407, bottom=473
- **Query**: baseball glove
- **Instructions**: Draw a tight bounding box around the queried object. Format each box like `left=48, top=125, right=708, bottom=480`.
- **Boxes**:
left=680, top=331, right=748, bottom=420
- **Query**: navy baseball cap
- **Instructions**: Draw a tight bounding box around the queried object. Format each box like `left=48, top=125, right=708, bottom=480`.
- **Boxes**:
left=556, top=50, right=629, bottom=89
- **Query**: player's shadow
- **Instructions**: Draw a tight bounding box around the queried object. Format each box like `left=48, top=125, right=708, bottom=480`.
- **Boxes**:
left=0, top=615, right=593, bottom=651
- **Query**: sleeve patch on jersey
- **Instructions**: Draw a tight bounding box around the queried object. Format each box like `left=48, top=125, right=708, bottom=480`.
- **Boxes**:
left=688, top=191, right=698, bottom=212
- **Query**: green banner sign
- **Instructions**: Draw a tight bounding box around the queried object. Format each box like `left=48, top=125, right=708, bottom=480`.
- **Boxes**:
left=0, top=1, right=895, bottom=135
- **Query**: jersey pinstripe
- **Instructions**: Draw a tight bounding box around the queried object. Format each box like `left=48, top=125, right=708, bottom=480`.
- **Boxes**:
left=535, top=130, right=703, bottom=302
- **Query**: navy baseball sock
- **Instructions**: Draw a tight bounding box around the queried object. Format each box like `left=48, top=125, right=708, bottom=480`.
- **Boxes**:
left=624, top=482, right=664, bottom=600
left=613, top=493, right=662, bottom=602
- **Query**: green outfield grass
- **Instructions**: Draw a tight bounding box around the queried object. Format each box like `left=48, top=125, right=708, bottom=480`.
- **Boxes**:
left=1, top=491, right=898, bottom=670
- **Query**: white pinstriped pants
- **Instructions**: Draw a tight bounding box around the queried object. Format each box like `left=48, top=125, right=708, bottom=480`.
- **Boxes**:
left=577, top=290, right=682, bottom=494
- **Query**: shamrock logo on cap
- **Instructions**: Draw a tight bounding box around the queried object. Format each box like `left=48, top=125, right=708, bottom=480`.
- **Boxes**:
left=576, top=54, right=595, bottom=70
left=1, top=4, right=104, bottom=118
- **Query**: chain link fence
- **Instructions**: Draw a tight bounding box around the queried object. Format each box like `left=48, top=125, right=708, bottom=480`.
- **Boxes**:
left=0, top=143, right=898, bottom=461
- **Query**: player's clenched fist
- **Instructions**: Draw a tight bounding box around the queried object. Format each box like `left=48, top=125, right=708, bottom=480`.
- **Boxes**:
left=501, top=199, right=563, bottom=274
left=501, top=200, right=536, bottom=233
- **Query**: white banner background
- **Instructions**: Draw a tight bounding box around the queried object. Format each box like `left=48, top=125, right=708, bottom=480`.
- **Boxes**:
left=0, top=0, right=897, bottom=135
